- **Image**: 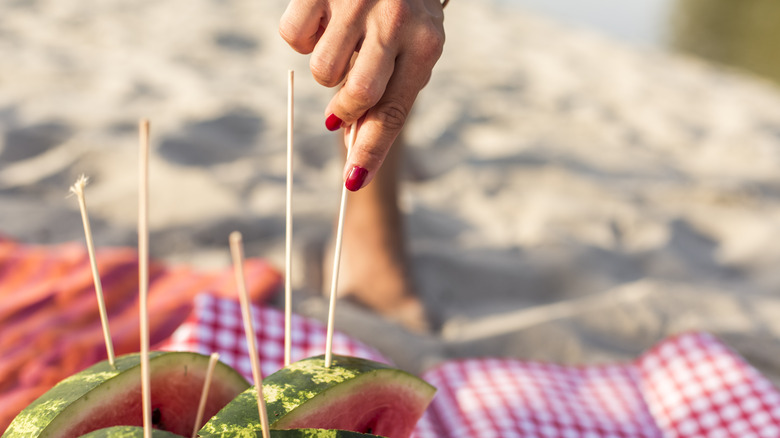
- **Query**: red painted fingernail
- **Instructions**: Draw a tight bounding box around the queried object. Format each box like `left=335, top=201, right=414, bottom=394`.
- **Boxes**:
left=345, top=166, right=368, bottom=192
left=325, top=113, right=343, bottom=131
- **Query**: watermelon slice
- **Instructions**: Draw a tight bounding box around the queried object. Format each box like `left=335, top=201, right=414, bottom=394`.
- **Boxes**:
left=3, top=352, right=249, bottom=438
left=81, top=426, right=380, bottom=438
left=200, top=355, right=435, bottom=438
left=270, top=430, right=385, bottom=438
left=78, top=426, right=185, bottom=437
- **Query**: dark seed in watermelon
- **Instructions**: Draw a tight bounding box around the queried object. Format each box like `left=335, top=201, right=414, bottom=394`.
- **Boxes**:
left=3, top=352, right=249, bottom=438
left=200, top=355, right=435, bottom=438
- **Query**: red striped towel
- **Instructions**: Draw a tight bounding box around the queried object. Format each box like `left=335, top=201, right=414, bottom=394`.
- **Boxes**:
left=0, top=237, right=281, bottom=431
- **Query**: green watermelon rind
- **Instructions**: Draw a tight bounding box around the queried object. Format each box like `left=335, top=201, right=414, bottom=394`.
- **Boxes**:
left=199, top=355, right=435, bottom=437
left=262, top=429, right=387, bottom=438
left=81, top=426, right=376, bottom=438
left=3, top=352, right=249, bottom=438
left=78, top=425, right=185, bottom=437
left=79, top=426, right=379, bottom=438
left=80, top=427, right=380, bottom=438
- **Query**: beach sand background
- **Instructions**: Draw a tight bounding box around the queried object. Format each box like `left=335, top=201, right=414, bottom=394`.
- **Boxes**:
left=3, top=0, right=780, bottom=387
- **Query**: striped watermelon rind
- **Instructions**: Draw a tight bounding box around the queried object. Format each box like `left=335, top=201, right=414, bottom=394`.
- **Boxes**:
left=78, top=426, right=185, bottom=437
left=80, top=427, right=379, bottom=438
left=200, top=355, right=435, bottom=438
left=205, top=429, right=385, bottom=438
left=2, top=352, right=249, bottom=438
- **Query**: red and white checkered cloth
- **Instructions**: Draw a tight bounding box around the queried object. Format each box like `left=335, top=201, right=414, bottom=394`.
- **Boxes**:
left=161, top=294, right=780, bottom=437
left=158, top=293, right=389, bottom=378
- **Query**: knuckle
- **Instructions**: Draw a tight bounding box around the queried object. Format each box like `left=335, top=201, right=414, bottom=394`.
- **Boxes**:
left=380, top=1, right=412, bottom=38
left=374, top=100, right=408, bottom=132
left=384, top=1, right=412, bottom=27
left=278, top=21, right=310, bottom=54
left=310, top=57, right=340, bottom=87
left=417, top=26, right=445, bottom=60
left=358, top=143, right=386, bottom=167
left=344, top=77, right=381, bottom=109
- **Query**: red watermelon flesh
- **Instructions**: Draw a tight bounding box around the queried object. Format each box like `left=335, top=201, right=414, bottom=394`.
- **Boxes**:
left=2, top=352, right=249, bottom=438
left=277, top=378, right=431, bottom=437
left=200, top=354, right=436, bottom=438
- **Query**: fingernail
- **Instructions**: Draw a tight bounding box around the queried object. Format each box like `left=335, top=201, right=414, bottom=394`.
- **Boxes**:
left=345, top=166, right=368, bottom=192
left=325, top=113, right=343, bottom=131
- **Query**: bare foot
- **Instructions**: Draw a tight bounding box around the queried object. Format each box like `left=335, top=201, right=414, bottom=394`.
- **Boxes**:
left=324, top=135, right=429, bottom=333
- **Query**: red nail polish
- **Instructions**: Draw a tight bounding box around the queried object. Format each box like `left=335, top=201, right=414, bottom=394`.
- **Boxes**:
left=345, top=166, right=368, bottom=192
left=325, top=113, right=343, bottom=131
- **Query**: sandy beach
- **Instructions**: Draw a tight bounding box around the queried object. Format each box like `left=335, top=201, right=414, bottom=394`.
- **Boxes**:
left=3, top=0, right=780, bottom=397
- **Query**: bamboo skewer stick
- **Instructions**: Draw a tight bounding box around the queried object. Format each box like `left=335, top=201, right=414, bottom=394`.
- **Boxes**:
left=191, top=353, right=220, bottom=438
left=284, top=69, right=294, bottom=367
left=229, top=231, right=272, bottom=438
left=69, top=175, right=116, bottom=369
left=324, top=125, right=358, bottom=368
left=138, top=119, right=152, bottom=438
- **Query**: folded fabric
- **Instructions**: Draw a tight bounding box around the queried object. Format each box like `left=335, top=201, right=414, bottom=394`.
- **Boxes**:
left=162, top=293, right=780, bottom=438
left=4, top=236, right=780, bottom=437
left=0, top=237, right=281, bottom=432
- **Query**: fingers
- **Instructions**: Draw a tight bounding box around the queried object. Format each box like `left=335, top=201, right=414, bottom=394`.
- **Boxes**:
left=280, top=0, right=446, bottom=191
left=341, top=53, right=431, bottom=191
left=279, top=0, right=328, bottom=54
left=326, top=35, right=396, bottom=122
left=282, top=0, right=371, bottom=88
left=309, top=14, right=364, bottom=87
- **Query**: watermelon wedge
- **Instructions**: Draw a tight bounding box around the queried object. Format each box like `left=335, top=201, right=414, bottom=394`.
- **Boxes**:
left=200, top=355, right=435, bottom=438
left=3, top=352, right=249, bottom=438
left=81, top=426, right=380, bottom=438
left=269, top=430, right=385, bottom=438
left=78, top=426, right=185, bottom=437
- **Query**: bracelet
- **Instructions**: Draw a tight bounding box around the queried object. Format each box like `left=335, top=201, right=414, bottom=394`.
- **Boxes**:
left=442, top=0, right=449, bottom=8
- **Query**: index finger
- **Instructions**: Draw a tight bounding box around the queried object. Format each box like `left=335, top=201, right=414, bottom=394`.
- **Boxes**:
left=341, top=53, right=431, bottom=191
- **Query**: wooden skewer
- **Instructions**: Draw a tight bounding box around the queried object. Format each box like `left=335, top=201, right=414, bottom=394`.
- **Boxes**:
left=138, top=119, right=152, bottom=438
left=69, top=175, right=116, bottom=369
left=284, top=69, right=294, bottom=367
left=191, top=352, right=220, bottom=438
left=324, top=125, right=358, bottom=368
left=229, top=231, right=271, bottom=438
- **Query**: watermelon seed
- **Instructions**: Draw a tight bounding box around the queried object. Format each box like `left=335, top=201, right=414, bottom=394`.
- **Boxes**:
left=152, top=407, right=162, bottom=426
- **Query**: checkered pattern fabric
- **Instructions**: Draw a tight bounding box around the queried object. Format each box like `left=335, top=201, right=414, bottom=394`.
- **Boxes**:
left=639, top=332, right=780, bottom=437
left=159, top=293, right=389, bottom=377
left=161, top=294, right=780, bottom=437
left=414, top=360, right=660, bottom=437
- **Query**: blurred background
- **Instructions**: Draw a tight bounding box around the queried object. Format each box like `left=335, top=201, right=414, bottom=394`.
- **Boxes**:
left=516, top=0, right=780, bottom=86
left=5, top=0, right=780, bottom=428
left=3, top=1, right=780, bottom=424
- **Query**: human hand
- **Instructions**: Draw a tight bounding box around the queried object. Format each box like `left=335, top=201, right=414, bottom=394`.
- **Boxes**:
left=279, top=0, right=446, bottom=191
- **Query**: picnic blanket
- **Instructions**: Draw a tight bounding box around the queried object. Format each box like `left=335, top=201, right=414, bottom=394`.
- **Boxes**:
left=0, top=236, right=281, bottom=431
left=3, top=237, right=780, bottom=437
left=163, top=293, right=780, bottom=438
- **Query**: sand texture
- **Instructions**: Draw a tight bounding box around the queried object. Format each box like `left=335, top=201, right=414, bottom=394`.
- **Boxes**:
left=3, top=0, right=780, bottom=385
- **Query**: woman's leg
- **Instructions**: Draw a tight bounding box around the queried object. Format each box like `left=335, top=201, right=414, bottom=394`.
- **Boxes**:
left=331, top=133, right=428, bottom=332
